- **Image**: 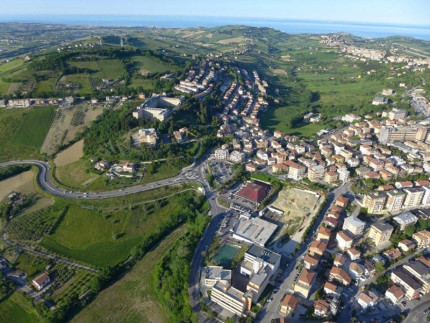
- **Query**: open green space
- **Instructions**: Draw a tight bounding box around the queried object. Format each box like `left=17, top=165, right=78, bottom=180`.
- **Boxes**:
left=13, top=253, right=50, bottom=280
left=39, top=191, right=201, bottom=267
left=0, top=106, right=56, bottom=161
left=69, top=59, right=126, bottom=80
left=132, top=55, right=175, bottom=74
left=0, top=292, right=41, bottom=323
left=71, top=228, right=185, bottom=323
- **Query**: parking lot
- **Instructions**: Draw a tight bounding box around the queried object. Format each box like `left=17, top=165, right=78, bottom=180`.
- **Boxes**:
left=209, top=160, right=233, bottom=185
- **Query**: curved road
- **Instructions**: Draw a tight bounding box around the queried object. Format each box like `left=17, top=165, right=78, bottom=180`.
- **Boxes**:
left=1, top=155, right=225, bottom=320
left=0, top=159, right=204, bottom=199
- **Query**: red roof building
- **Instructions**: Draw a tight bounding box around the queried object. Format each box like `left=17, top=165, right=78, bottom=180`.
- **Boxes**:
left=237, top=182, right=269, bottom=203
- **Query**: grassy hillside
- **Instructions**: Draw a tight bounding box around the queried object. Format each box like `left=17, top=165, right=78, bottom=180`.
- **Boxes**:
left=39, top=191, right=200, bottom=267
left=0, top=106, right=56, bottom=161
left=0, top=292, right=41, bottom=323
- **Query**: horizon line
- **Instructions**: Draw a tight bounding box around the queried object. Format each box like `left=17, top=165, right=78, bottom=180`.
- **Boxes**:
left=0, top=14, right=429, bottom=28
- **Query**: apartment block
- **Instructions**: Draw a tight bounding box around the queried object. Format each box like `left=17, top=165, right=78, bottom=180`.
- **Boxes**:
left=368, top=222, right=394, bottom=247
left=403, top=187, right=425, bottom=208
left=364, top=192, right=387, bottom=213
left=211, top=281, right=252, bottom=317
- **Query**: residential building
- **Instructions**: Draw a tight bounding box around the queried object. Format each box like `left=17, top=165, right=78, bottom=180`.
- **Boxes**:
left=309, top=241, right=327, bottom=257
left=324, top=171, right=338, bottom=184
left=383, top=248, right=402, bottom=261
left=243, top=245, right=281, bottom=273
left=329, top=267, right=352, bottom=286
left=398, top=239, right=416, bottom=253
left=368, top=222, right=394, bottom=247
left=363, top=192, right=387, bottom=213
left=304, top=255, right=319, bottom=270
left=294, top=269, right=316, bottom=298
left=335, top=196, right=349, bottom=208
left=316, top=226, right=332, bottom=242
left=204, top=266, right=232, bottom=287
left=372, top=97, right=388, bottom=105
left=286, top=161, right=306, bottom=180
left=385, top=285, right=405, bottom=304
left=211, top=281, right=252, bottom=316
left=404, top=262, right=430, bottom=293
left=314, top=299, right=330, bottom=317
left=334, top=254, right=347, bottom=267
left=324, top=281, right=342, bottom=297
left=229, top=150, right=245, bottom=163
left=386, top=190, right=406, bottom=212
left=412, top=230, right=430, bottom=248
left=137, top=128, right=159, bottom=145
left=403, top=187, right=425, bottom=208
left=358, top=291, right=379, bottom=309
left=307, top=165, right=325, bottom=182
left=32, top=273, right=51, bottom=291
left=214, top=147, right=229, bottom=160
left=346, top=248, right=361, bottom=261
left=336, top=231, right=353, bottom=251
left=393, top=212, right=419, bottom=230
left=280, top=294, right=300, bottom=316
left=390, top=268, right=423, bottom=299
left=342, top=216, right=366, bottom=236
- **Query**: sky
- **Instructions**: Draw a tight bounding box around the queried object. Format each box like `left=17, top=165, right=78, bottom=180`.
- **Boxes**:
left=1, top=0, right=430, bottom=26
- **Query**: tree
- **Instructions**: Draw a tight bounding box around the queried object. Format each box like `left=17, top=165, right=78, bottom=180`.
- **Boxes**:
left=375, top=261, right=385, bottom=274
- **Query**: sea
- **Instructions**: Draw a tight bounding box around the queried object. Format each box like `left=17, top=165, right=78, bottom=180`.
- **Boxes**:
left=1, top=15, right=430, bottom=41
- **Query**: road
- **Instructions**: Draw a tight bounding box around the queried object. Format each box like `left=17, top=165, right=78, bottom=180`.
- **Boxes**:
left=1, top=151, right=228, bottom=321
left=404, top=294, right=430, bottom=323
left=255, top=182, right=351, bottom=322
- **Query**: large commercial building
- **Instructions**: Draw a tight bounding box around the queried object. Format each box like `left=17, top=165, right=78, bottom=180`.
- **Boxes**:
left=378, top=126, right=429, bottom=145
left=233, top=217, right=278, bottom=247
left=236, top=182, right=270, bottom=204
left=132, top=95, right=182, bottom=121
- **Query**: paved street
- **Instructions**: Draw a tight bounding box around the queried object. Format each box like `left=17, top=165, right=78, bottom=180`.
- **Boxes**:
left=256, top=182, right=351, bottom=322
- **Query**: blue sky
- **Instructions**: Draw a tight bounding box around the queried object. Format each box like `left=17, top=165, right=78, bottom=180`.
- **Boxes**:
left=2, top=0, right=430, bottom=26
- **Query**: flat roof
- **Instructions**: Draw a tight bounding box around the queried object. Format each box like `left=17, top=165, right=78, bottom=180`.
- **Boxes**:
left=246, top=244, right=281, bottom=266
left=204, top=266, right=232, bottom=281
left=234, top=217, right=278, bottom=247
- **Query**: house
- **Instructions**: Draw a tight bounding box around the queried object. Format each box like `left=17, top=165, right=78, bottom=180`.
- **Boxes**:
left=336, top=231, right=353, bottom=251
left=309, top=241, right=327, bottom=257
left=398, top=239, right=416, bottom=253
left=95, top=160, right=111, bottom=171
left=346, top=248, right=361, bottom=261
left=335, top=196, right=349, bottom=208
left=334, top=254, right=347, bottom=267
left=314, top=299, right=330, bottom=317
left=391, top=268, right=422, bottom=299
left=368, top=222, right=394, bottom=247
left=32, top=273, right=51, bottom=291
left=358, top=291, right=379, bottom=309
left=329, top=267, right=352, bottom=286
left=304, top=254, right=320, bottom=270
left=246, top=163, right=258, bottom=172
left=385, top=285, right=405, bottom=304
left=372, top=97, right=388, bottom=105
left=294, top=269, right=316, bottom=298
left=383, top=248, right=402, bottom=261
left=412, top=230, right=430, bottom=248
left=342, top=216, right=366, bottom=236
left=324, top=281, right=341, bottom=297
left=364, top=260, right=375, bottom=276
left=349, top=262, right=365, bottom=280
left=393, top=212, right=419, bottom=230
left=280, top=294, right=300, bottom=316
left=316, top=226, right=332, bottom=242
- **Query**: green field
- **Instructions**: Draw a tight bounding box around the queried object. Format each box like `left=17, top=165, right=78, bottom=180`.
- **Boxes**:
left=132, top=56, right=175, bottom=74
left=71, top=228, right=185, bottom=323
left=39, top=191, right=198, bottom=267
left=69, top=59, right=126, bottom=80
left=0, top=106, right=56, bottom=161
left=0, top=292, right=41, bottom=323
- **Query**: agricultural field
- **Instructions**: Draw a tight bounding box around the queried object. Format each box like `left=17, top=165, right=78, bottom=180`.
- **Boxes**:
left=0, top=292, right=41, bottom=323
left=71, top=228, right=185, bottom=323
left=132, top=55, right=175, bottom=75
left=0, top=106, right=56, bottom=161
left=69, top=59, right=126, bottom=80
left=0, top=58, right=26, bottom=96
left=39, top=190, right=200, bottom=267
left=40, top=104, right=104, bottom=156
left=54, top=139, right=84, bottom=167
